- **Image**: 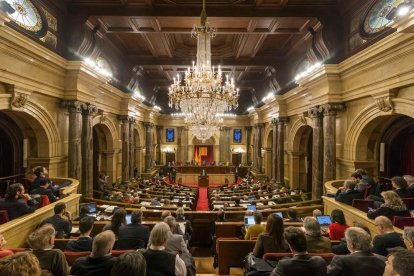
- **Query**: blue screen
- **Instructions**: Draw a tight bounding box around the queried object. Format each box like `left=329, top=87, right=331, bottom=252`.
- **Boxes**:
left=166, top=128, right=174, bottom=142
left=234, top=129, right=242, bottom=143
left=274, top=212, right=283, bottom=218
left=316, top=215, right=332, bottom=226
left=247, top=205, right=256, bottom=211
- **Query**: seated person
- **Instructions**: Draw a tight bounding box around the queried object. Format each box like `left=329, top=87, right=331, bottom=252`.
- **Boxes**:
left=70, top=231, right=117, bottom=276
left=39, top=202, right=71, bottom=238
left=175, top=207, right=193, bottom=239
left=403, top=227, right=414, bottom=250
left=117, top=210, right=149, bottom=250
left=327, top=227, right=386, bottom=276
left=285, top=208, right=303, bottom=222
left=303, top=217, right=331, bottom=253
left=383, top=249, right=414, bottom=276
left=0, top=234, right=13, bottom=258
left=29, top=166, right=48, bottom=193
left=391, top=176, right=412, bottom=199
left=270, top=227, right=327, bottom=276
left=334, top=180, right=363, bottom=205
left=253, top=214, right=288, bottom=258
left=164, top=216, right=189, bottom=255
left=0, top=252, right=42, bottom=276
left=367, top=191, right=411, bottom=221
left=30, top=177, right=58, bottom=203
left=331, top=222, right=371, bottom=255
left=372, top=216, right=406, bottom=256
left=102, top=208, right=127, bottom=237
left=74, top=206, right=97, bottom=221
left=110, top=252, right=147, bottom=275
left=150, top=197, right=162, bottom=206
left=244, top=211, right=265, bottom=240
left=65, top=216, right=94, bottom=252
left=140, top=222, right=186, bottom=276
left=328, top=209, right=349, bottom=240
left=28, top=224, right=69, bottom=276
left=0, top=183, right=37, bottom=220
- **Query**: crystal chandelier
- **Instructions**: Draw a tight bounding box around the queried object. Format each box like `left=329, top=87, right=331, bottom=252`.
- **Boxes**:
left=168, top=0, right=239, bottom=141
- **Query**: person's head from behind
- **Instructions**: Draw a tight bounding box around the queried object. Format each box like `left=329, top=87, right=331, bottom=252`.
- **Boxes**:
left=345, top=227, right=371, bottom=253
left=374, top=216, right=394, bottom=234
left=27, top=224, right=55, bottom=250
left=112, top=208, right=127, bottom=226
left=287, top=208, right=298, bottom=219
left=331, top=209, right=346, bottom=225
left=303, top=216, right=321, bottom=237
left=54, top=202, right=66, bottom=215
left=0, top=252, right=41, bottom=276
left=92, top=230, right=115, bottom=257
left=312, top=209, right=322, bottom=218
left=79, top=216, right=94, bottom=235
left=266, top=213, right=284, bottom=243
left=283, top=227, right=307, bottom=253
left=384, top=249, right=414, bottom=276
left=403, top=227, right=414, bottom=249
left=381, top=191, right=405, bottom=208
left=131, top=210, right=143, bottom=224
left=176, top=207, right=185, bottom=218
left=149, top=222, right=171, bottom=247
left=110, top=252, right=146, bottom=276
left=5, top=183, right=24, bottom=200
left=161, top=210, right=171, bottom=220
left=391, top=176, right=408, bottom=189
left=164, top=215, right=177, bottom=232
left=80, top=206, right=90, bottom=215
left=343, top=180, right=356, bottom=191
left=403, top=175, right=414, bottom=185
left=164, top=199, right=171, bottom=205
left=253, top=211, right=263, bottom=224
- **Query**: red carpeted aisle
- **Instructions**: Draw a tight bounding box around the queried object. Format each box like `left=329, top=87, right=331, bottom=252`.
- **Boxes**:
left=196, top=187, right=209, bottom=211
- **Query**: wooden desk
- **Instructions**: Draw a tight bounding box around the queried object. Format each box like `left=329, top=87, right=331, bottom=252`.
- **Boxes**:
left=215, top=221, right=303, bottom=238
left=198, top=176, right=209, bottom=187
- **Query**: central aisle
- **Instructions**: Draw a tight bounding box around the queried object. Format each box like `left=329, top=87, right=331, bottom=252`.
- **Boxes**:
left=196, top=187, right=209, bottom=211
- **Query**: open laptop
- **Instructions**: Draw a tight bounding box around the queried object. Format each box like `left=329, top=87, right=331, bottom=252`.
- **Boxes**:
left=246, top=205, right=257, bottom=211
left=79, top=202, right=97, bottom=215
left=274, top=211, right=283, bottom=218
left=125, top=214, right=132, bottom=224
left=244, top=215, right=255, bottom=227
left=248, top=197, right=256, bottom=201
left=316, top=215, right=333, bottom=226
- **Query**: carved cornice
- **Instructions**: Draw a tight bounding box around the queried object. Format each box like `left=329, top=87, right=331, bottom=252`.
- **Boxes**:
left=319, top=103, right=344, bottom=116
left=375, top=96, right=394, bottom=113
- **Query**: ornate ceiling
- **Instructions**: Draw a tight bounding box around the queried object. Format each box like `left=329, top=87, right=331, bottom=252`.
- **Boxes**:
left=66, top=0, right=341, bottom=114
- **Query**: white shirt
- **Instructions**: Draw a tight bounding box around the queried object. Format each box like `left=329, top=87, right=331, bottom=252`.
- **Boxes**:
left=149, top=245, right=187, bottom=276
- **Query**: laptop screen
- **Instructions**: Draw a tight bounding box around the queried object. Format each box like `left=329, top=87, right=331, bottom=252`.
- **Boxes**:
left=244, top=215, right=255, bottom=226
left=125, top=214, right=132, bottom=224
left=80, top=202, right=97, bottom=214
left=274, top=211, right=283, bottom=218
left=248, top=197, right=256, bottom=201
left=316, top=215, right=332, bottom=226
left=247, top=205, right=257, bottom=211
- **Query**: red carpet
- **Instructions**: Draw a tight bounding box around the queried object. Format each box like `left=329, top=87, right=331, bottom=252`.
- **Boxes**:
left=196, top=187, right=209, bottom=211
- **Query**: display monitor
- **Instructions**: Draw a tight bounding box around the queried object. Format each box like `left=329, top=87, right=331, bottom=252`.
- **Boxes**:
left=244, top=215, right=255, bottom=226
left=247, top=205, right=256, bottom=211
left=79, top=202, right=97, bottom=214
left=274, top=211, right=283, bottom=218
left=248, top=197, right=256, bottom=201
left=125, top=214, right=132, bottom=224
left=316, top=215, right=333, bottom=226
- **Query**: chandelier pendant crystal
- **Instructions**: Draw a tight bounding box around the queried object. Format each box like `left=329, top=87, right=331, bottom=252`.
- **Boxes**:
left=168, top=0, right=239, bottom=142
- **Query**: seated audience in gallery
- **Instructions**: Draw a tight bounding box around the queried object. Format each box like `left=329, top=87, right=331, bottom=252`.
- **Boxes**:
left=285, top=208, right=303, bottom=222
left=244, top=211, right=265, bottom=240
left=372, top=216, right=406, bottom=257
left=102, top=208, right=127, bottom=237
left=334, top=180, right=363, bottom=205
left=140, top=222, right=187, bottom=276
left=117, top=210, right=149, bottom=250
left=403, top=227, right=414, bottom=250
left=367, top=191, right=411, bottom=221
left=0, top=234, right=13, bottom=258
left=253, top=213, right=288, bottom=258
left=0, top=183, right=37, bottom=220
left=65, top=216, right=94, bottom=252
left=70, top=231, right=117, bottom=276
left=327, top=227, right=386, bottom=276
left=110, top=252, right=147, bottom=276
left=0, top=252, right=42, bottom=276
left=150, top=196, right=162, bottom=206
left=328, top=209, right=349, bottom=240
left=29, top=166, right=49, bottom=193
left=40, top=202, right=72, bottom=238
left=270, top=227, right=327, bottom=276
left=28, top=224, right=69, bottom=276
left=390, top=176, right=413, bottom=199
left=30, top=177, right=58, bottom=203
left=404, top=175, right=414, bottom=196
left=383, top=248, right=414, bottom=276
left=302, top=217, right=331, bottom=253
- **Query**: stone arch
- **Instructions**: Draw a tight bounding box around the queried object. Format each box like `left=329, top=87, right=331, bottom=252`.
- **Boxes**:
left=92, top=116, right=117, bottom=151
left=264, top=126, right=274, bottom=179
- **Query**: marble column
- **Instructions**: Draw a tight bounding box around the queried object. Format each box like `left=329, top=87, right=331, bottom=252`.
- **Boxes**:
left=255, top=123, right=264, bottom=173
left=61, top=100, right=85, bottom=181
left=276, top=117, right=288, bottom=184
left=177, top=127, right=184, bottom=163
left=309, top=107, right=324, bottom=198
left=245, top=126, right=252, bottom=165
left=184, top=128, right=189, bottom=162
left=271, top=118, right=277, bottom=180
left=321, top=104, right=344, bottom=184
left=81, top=104, right=97, bottom=197
left=129, top=118, right=136, bottom=179
left=119, top=115, right=130, bottom=181
left=156, top=126, right=163, bottom=163
left=144, top=122, right=153, bottom=171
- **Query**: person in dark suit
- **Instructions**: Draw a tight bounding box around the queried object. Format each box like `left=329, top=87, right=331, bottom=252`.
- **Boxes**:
left=30, top=177, right=58, bottom=203
left=39, top=202, right=72, bottom=238
left=372, top=216, right=406, bottom=256
left=391, top=176, right=413, bottom=199
left=327, top=227, right=386, bottom=276
left=117, top=210, right=149, bottom=250
left=334, top=180, right=363, bottom=206
left=65, top=216, right=94, bottom=252
left=270, top=226, right=327, bottom=276
left=0, top=183, right=37, bottom=220
left=303, top=217, right=331, bottom=253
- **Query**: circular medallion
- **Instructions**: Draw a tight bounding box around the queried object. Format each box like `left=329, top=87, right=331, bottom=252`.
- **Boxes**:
left=4, top=0, right=43, bottom=33
left=362, top=0, right=405, bottom=36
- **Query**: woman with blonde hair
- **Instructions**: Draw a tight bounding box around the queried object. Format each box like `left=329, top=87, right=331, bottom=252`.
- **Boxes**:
left=0, top=252, right=42, bottom=276
left=367, top=191, right=411, bottom=221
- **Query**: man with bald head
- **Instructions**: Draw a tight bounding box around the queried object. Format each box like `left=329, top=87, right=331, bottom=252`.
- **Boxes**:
left=372, top=216, right=406, bottom=256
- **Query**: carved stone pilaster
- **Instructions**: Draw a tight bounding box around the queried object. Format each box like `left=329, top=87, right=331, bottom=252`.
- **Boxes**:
left=118, top=115, right=130, bottom=181
left=271, top=119, right=278, bottom=179
left=254, top=123, right=265, bottom=173
left=309, top=106, right=324, bottom=198
left=81, top=104, right=97, bottom=196
left=143, top=122, right=154, bottom=171
left=276, top=117, right=288, bottom=184
left=156, top=126, right=163, bottom=163
left=245, top=126, right=252, bottom=165
left=129, top=117, right=136, bottom=179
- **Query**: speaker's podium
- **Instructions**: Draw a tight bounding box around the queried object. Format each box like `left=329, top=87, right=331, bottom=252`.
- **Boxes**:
left=198, top=176, right=209, bottom=187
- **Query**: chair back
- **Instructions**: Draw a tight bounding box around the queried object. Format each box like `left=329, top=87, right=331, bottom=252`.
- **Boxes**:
left=352, top=199, right=374, bottom=212
left=216, top=237, right=239, bottom=254
left=64, top=251, right=91, bottom=266
left=0, top=210, right=10, bottom=225
left=393, top=216, right=414, bottom=229
left=402, top=198, right=414, bottom=210
left=263, top=252, right=335, bottom=264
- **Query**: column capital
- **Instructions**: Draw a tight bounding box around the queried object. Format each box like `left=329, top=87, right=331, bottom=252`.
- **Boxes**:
left=276, top=117, right=289, bottom=125
left=320, top=103, right=344, bottom=116
left=142, top=122, right=154, bottom=128
left=82, top=103, right=98, bottom=116
left=118, top=115, right=130, bottom=123
left=308, top=106, right=323, bottom=118
left=61, top=100, right=86, bottom=113
left=128, top=117, right=136, bottom=124
left=245, top=126, right=252, bottom=131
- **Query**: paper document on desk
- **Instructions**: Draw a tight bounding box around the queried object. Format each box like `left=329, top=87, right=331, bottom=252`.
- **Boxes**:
left=70, top=227, right=79, bottom=234
left=104, top=206, right=117, bottom=213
